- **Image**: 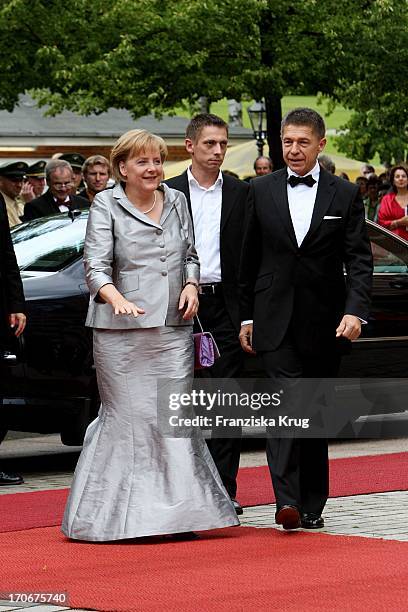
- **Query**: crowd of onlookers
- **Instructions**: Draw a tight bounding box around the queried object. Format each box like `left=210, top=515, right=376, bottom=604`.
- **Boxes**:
left=319, top=157, right=408, bottom=241
left=0, top=152, right=112, bottom=228
left=1, top=150, right=408, bottom=243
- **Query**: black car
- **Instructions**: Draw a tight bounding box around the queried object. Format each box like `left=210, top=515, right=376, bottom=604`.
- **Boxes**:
left=2, top=212, right=408, bottom=444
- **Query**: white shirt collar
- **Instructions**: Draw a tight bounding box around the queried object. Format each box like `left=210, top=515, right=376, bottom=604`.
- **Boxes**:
left=53, top=195, right=70, bottom=204
left=187, top=166, right=223, bottom=190
left=287, top=160, right=320, bottom=180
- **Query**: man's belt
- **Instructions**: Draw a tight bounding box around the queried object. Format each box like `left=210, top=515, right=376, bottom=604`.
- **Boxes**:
left=199, top=283, right=223, bottom=295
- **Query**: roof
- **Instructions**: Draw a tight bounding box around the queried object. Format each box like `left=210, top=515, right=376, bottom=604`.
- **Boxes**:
left=0, top=95, right=252, bottom=140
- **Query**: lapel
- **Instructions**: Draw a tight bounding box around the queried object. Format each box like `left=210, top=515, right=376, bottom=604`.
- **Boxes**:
left=44, top=189, right=61, bottom=213
left=112, top=183, right=162, bottom=229
left=268, top=169, right=298, bottom=249
left=220, top=173, right=237, bottom=233
left=170, top=171, right=192, bottom=216
left=160, top=184, right=179, bottom=226
left=301, top=168, right=336, bottom=247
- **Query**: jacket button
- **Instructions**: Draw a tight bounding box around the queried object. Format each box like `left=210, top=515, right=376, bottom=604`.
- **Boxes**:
left=159, top=243, right=165, bottom=248
left=161, top=271, right=168, bottom=276
left=160, top=255, right=166, bottom=262
left=156, top=229, right=163, bottom=235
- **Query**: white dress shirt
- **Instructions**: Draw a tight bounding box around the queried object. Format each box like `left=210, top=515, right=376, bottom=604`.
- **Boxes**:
left=53, top=194, right=70, bottom=212
left=287, top=161, right=320, bottom=246
left=187, top=167, right=223, bottom=284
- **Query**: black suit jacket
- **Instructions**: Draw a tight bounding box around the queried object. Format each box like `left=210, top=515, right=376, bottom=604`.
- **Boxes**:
left=23, top=190, right=89, bottom=221
left=165, top=171, right=249, bottom=330
left=78, top=188, right=91, bottom=202
left=0, top=195, right=25, bottom=338
left=239, top=168, right=373, bottom=354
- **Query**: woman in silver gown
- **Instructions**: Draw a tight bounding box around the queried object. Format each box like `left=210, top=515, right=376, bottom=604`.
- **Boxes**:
left=62, top=129, right=239, bottom=541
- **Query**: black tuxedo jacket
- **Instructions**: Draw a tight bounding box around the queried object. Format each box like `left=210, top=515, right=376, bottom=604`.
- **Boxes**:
left=23, top=190, right=89, bottom=221
left=165, top=171, right=249, bottom=330
left=0, top=195, right=24, bottom=337
left=239, top=167, right=373, bottom=354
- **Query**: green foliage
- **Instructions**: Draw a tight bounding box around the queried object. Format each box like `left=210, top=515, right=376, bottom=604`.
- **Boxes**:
left=0, top=0, right=407, bottom=163
left=327, top=0, right=408, bottom=164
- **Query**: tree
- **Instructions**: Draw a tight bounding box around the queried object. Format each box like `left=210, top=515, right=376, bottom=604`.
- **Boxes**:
left=323, top=0, right=408, bottom=164
left=1, top=0, right=407, bottom=166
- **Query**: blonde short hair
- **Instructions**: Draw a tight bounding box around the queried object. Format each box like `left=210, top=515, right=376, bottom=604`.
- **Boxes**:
left=82, top=155, right=110, bottom=176
left=110, top=129, right=168, bottom=182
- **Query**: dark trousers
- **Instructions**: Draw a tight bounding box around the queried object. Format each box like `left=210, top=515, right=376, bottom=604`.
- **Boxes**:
left=260, top=331, right=340, bottom=515
left=196, top=289, right=243, bottom=498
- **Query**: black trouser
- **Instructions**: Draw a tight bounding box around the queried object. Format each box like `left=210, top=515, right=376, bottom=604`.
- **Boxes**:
left=196, top=288, right=244, bottom=498
left=260, top=330, right=340, bottom=516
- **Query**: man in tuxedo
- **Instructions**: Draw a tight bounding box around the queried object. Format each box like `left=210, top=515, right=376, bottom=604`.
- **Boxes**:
left=24, top=160, right=89, bottom=221
left=239, top=108, right=372, bottom=530
left=0, top=194, right=26, bottom=485
left=165, top=114, right=249, bottom=515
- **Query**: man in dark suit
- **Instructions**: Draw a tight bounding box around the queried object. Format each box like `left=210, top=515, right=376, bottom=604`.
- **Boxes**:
left=24, top=159, right=89, bottom=221
left=165, top=114, right=249, bottom=515
left=239, top=108, right=373, bottom=530
left=0, top=194, right=26, bottom=485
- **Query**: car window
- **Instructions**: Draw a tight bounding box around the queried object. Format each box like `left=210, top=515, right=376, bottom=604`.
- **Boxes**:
left=368, top=224, right=408, bottom=273
left=11, top=216, right=87, bottom=272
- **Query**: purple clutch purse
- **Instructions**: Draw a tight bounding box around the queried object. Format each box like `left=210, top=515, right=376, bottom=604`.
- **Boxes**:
left=193, top=317, right=220, bottom=370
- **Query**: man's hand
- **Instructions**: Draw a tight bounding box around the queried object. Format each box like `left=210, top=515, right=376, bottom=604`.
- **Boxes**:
left=20, top=182, right=35, bottom=203
left=336, top=314, right=361, bottom=341
left=239, top=323, right=256, bottom=354
left=9, top=313, right=26, bottom=337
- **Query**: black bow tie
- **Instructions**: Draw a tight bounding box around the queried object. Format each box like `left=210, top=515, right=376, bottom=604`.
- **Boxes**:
left=287, top=174, right=316, bottom=188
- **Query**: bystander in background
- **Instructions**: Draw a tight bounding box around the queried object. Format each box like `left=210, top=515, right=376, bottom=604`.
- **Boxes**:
left=79, top=155, right=111, bottom=202
left=364, top=176, right=381, bottom=221
left=378, top=165, right=408, bottom=240
left=0, top=162, right=28, bottom=227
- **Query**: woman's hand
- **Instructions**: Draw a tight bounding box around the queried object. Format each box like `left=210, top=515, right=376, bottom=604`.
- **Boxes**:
left=98, top=284, right=145, bottom=317
left=178, top=284, right=199, bottom=320
left=391, top=215, right=408, bottom=229
left=112, top=298, right=145, bottom=317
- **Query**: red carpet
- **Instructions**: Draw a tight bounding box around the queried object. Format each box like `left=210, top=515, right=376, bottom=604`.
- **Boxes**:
left=1, top=525, right=408, bottom=611
left=0, top=452, right=407, bottom=533
left=236, top=451, right=408, bottom=507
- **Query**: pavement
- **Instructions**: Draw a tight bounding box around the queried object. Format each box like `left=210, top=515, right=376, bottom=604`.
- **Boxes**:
left=0, top=433, right=407, bottom=611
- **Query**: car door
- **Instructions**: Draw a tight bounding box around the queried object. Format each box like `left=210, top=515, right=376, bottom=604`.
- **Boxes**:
left=339, top=223, right=408, bottom=413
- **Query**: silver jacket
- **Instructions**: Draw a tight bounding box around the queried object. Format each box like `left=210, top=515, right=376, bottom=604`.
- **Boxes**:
left=84, top=182, right=200, bottom=329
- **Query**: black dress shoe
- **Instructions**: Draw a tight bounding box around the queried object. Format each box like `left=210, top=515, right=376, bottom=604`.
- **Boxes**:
left=301, top=513, right=324, bottom=529
left=275, top=505, right=301, bottom=530
left=231, top=498, right=243, bottom=515
left=0, top=471, right=24, bottom=486
left=166, top=532, right=200, bottom=541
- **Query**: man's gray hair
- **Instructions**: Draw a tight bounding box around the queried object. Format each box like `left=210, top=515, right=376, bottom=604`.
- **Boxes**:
left=45, top=159, right=73, bottom=183
left=318, top=154, right=335, bottom=174
left=281, top=107, right=326, bottom=139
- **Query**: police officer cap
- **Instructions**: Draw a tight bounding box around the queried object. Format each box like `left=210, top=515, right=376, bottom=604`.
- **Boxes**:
left=0, top=161, right=28, bottom=179
left=26, top=160, right=46, bottom=178
left=59, top=153, right=86, bottom=169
